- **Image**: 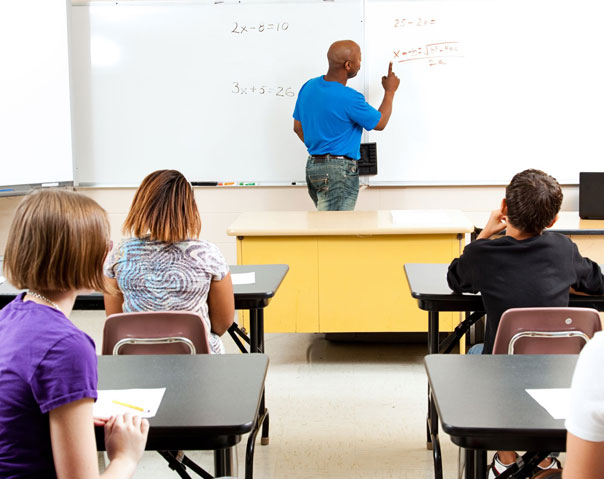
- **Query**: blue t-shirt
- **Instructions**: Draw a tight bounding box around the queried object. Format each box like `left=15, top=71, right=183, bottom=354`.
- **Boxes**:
left=293, top=76, right=381, bottom=160
left=0, top=294, right=97, bottom=478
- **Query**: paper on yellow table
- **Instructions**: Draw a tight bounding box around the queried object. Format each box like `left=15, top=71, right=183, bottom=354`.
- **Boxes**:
left=231, top=272, right=256, bottom=285
left=525, top=388, right=570, bottom=420
left=94, top=388, right=166, bottom=418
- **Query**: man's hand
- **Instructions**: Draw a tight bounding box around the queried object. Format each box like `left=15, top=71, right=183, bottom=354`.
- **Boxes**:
left=382, top=62, right=400, bottom=93
left=477, top=208, right=507, bottom=239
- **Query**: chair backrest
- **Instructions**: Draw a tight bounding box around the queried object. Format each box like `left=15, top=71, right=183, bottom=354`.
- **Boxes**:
left=102, top=311, right=211, bottom=355
left=492, top=307, right=602, bottom=355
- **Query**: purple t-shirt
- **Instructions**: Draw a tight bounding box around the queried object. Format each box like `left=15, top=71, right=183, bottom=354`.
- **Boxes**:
left=0, top=293, right=97, bottom=478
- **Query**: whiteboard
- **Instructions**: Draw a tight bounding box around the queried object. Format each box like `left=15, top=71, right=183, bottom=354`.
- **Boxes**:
left=0, top=0, right=73, bottom=189
left=71, top=0, right=363, bottom=185
left=365, top=0, right=604, bottom=185
left=71, top=0, right=604, bottom=186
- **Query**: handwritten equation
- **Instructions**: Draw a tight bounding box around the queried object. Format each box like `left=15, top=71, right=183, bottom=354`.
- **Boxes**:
left=393, top=17, right=436, bottom=28
left=231, top=21, right=289, bottom=34
left=393, top=42, right=463, bottom=66
left=232, top=82, right=295, bottom=98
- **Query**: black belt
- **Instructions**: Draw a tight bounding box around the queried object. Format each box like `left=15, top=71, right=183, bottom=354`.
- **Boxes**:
left=310, top=154, right=355, bottom=162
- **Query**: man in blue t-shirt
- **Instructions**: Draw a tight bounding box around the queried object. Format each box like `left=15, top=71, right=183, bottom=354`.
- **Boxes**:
left=293, top=40, right=400, bottom=210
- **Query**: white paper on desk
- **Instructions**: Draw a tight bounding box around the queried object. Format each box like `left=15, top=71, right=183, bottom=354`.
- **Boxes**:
left=231, top=272, right=256, bottom=285
left=0, top=276, right=5, bottom=284
left=391, top=210, right=455, bottom=226
left=94, top=388, right=166, bottom=419
left=526, top=388, right=571, bottom=420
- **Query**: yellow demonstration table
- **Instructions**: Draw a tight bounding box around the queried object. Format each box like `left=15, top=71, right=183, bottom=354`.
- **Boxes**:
left=227, top=210, right=474, bottom=334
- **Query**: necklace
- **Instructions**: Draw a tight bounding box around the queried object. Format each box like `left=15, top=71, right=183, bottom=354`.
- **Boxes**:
left=27, top=291, right=61, bottom=311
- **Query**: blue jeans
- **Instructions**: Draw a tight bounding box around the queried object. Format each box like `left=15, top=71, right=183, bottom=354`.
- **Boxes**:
left=467, top=343, right=484, bottom=354
left=306, top=156, right=359, bottom=211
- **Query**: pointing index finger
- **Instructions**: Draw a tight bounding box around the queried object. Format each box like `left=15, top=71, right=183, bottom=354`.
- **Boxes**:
left=388, top=61, right=393, bottom=75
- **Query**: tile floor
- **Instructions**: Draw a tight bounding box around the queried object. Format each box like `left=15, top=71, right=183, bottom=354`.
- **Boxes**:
left=73, top=311, right=461, bottom=479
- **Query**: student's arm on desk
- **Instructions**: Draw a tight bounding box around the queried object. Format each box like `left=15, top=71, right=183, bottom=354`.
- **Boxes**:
left=293, top=120, right=304, bottom=143
left=570, top=242, right=604, bottom=296
left=104, top=278, right=124, bottom=316
left=50, top=398, right=148, bottom=479
left=208, top=272, right=235, bottom=336
left=447, top=241, right=481, bottom=295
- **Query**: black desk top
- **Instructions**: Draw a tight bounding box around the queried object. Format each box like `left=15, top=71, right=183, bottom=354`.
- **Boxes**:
left=425, top=354, right=575, bottom=452
left=96, top=354, right=269, bottom=451
left=404, top=263, right=604, bottom=312
left=0, top=263, right=289, bottom=311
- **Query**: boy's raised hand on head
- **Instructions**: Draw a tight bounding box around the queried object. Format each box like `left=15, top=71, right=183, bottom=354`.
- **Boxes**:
left=477, top=208, right=507, bottom=240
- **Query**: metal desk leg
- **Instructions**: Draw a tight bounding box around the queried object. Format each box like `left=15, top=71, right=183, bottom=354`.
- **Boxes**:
left=250, top=309, right=259, bottom=353
left=214, top=447, right=233, bottom=478
left=245, top=396, right=268, bottom=479
left=249, top=309, right=270, bottom=446
left=475, top=450, right=487, bottom=479
left=464, top=449, right=475, bottom=479
left=427, top=311, right=440, bottom=450
left=429, top=310, right=440, bottom=355
left=463, top=449, right=486, bottom=479
left=257, top=309, right=269, bottom=445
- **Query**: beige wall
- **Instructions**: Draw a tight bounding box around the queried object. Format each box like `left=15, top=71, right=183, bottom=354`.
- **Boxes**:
left=0, top=184, right=580, bottom=264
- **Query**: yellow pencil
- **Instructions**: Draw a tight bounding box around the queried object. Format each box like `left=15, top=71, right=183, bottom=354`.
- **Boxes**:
left=112, top=399, right=145, bottom=412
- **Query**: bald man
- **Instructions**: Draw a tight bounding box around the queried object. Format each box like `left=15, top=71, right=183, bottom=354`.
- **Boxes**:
left=293, top=40, right=400, bottom=211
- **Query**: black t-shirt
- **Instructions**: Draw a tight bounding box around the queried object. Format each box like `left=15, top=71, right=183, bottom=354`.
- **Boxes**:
left=447, top=232, right=604, bottom=354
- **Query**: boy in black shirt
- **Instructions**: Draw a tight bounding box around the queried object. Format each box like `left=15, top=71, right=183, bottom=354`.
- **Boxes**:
left=447, top=168, right=604, bottom=477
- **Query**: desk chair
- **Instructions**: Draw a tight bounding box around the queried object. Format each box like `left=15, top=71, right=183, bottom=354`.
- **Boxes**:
left=492, top=307, right=601, bottom=355
left=102, top=311, right=230, bottom=479
left=102, top=311, right=211, bottom=355
left=486, top=307, right=601, bottom=478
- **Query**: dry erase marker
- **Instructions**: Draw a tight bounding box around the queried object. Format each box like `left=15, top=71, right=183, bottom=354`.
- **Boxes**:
left=218, top=182, right=235, bottom=186
left=112, top=399, right=148, bottom=413
left=191, top=181, right=218, bottom=186
left=239, top=182, right=255, bottom=186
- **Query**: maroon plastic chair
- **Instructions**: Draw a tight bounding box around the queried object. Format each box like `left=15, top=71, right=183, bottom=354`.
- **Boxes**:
left=102, top=311, right=211, bottom=356
left=492, top=307, right=602, bottom=355
left=102, top=311, right=223, bottom=479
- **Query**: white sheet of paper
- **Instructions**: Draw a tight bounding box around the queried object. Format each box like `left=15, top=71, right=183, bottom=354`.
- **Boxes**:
left=94, top=388, right=166, bottom=419
left=231, top=272, right=256, bottom=285
left=0, top=275, right=5, bottom=284
left=391, top=210, right=456, bottom=227
left=526, top=388, right=571, bottom=420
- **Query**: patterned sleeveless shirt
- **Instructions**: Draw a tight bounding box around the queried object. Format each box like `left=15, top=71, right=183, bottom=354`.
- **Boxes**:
left=104, top=237, right=230, bottom=354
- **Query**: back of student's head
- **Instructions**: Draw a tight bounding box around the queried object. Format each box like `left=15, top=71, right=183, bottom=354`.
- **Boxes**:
left=505, top=169, right=563, bottom=235
left=124, top=169, right=201, bottom=243
left=3, top=189, right=110, bottom=293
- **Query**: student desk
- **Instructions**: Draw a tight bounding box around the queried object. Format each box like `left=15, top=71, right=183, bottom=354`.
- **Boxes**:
left=405, top=262, right=604, bottom=473
left=0, top=263, right=288, bottom=354
left=0, top=262, right=288, bottom=446
left=227, top=210, right=474, bottom=334
left=97, top=354, right=269, bottom=479
left=425, top=354, right=575, bottom=479
left=467, top=211, right=604, bottom=263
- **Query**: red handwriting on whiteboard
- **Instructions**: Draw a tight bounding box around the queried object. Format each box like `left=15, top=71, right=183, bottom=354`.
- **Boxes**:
left=393, top=42, right=463, bottom=66
left=231, top=22, right=289, bottom=34
left=393, top=18, right=436, bottom=28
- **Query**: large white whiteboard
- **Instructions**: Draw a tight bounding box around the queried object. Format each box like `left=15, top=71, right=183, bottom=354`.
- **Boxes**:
left=71, top=0, right=363, bottom=185
left=0, top=0, right=73, bottom=189
left=71, top=0, right=604, bottom=186
left=365, top=0, right=604, bottom=185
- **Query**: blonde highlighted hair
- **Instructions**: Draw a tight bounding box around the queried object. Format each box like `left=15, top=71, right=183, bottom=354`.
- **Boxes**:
left=3, top=189, right=110, bottom=293
left=123, top=170, right=201, bottom=243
